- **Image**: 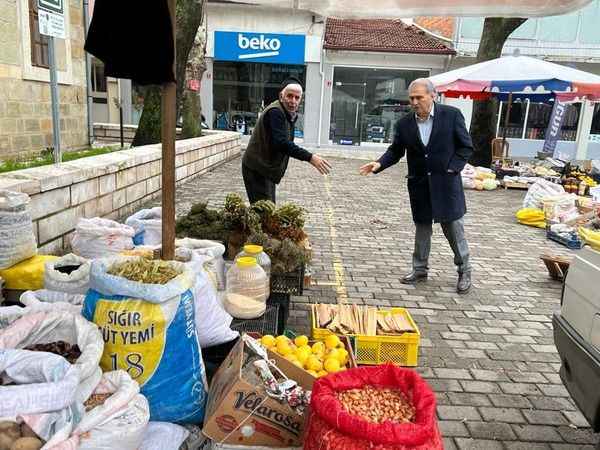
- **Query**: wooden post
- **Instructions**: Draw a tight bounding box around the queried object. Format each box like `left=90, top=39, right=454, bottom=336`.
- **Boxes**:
left=501, top=92, right=513, bottom=158
left=161, top=0, right=176, bottom=261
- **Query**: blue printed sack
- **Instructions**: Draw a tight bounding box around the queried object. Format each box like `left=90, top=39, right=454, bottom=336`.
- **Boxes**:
left=83, top=256, right=207, bottom=423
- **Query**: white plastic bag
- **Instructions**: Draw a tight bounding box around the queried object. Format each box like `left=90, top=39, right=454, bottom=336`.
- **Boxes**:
left=83, top=257, right=208, bottom=423
left=176, top=238, right=226, bottom=291
left=44, top=254, right=91, bottom=295
left=126, top=207, right=162, bottom=246
left=0, top=349, right=81, bottom=444
left=523, top=179, right=565, bottom=209
left=0, top=311, right=103, bottom=405
left=47, top=370, right=150, bottom=450
left=189, top=268, right=238, bottom=348
left=139, top=422, right=189, bottom=450
left=71, top=218, right=135, bottom=259
left=20, top=290, right=84, bottom=313
left=0, top=190, right=37, bottom=270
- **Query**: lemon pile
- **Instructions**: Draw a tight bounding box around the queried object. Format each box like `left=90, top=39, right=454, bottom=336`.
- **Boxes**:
left=260, top=334, right=350, bottom=377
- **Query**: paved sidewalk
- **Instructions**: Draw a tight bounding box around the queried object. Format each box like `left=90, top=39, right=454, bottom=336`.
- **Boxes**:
left=149, top=154, right=598, bottom=449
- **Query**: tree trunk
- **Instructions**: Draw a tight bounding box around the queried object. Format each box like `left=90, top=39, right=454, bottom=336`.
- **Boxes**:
left=469, top=17, right=527, bottom=167
left=181, top=90, right=202, bottom=139
left=132, top=0, right=204, bottom=146
left=132, top=86, right=161, bottom=147
left=182, top=28, right=207, bottom=138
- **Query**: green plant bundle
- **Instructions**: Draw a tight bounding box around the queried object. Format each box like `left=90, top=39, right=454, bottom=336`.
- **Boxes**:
left=222, top=193, right=261, bottom=235
left=246, top=231, right=309, bottom=274
left=175, top=202, right=228, bottom=242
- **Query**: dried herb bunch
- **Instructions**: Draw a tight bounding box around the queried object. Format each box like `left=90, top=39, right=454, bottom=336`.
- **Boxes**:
left=222, top=193, right=261, bottom=235
left=107, top=258, right=181, bottom=284
left=246, top=231, right=309, bottom=274
left=252, top=200, right=307, bottom=243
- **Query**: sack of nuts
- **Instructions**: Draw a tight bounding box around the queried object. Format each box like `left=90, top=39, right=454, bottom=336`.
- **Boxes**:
left=303, top=364, right=442, bottom=450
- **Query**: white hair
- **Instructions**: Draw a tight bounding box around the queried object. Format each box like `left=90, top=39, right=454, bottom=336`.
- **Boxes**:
left=409, top=78, right=435, bottom=94
left=282, top=83, right=303, bottom=95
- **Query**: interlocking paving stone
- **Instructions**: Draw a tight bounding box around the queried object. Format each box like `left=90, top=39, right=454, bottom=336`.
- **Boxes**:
left=154, top=155, right=600, bottom=446
left=437, top=405, right=482, bottom=421
left=479, top=407, right=527, bottom=424
left=455, top=438, right=505, bottom=450
left=466, top=421, right=517, bottom=440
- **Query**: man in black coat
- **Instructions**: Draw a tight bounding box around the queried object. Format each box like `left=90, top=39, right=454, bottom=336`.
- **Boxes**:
left=242, top=77, right=331, bottom=203
left=360, top=79, right=474, bottom=294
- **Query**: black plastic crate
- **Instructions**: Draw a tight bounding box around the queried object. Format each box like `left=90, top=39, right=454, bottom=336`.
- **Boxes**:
left=230, top=304, right=279, bottom=335
left=270, top=265, right=305, bottom=295
left=267, top=293, right=291, bottom=335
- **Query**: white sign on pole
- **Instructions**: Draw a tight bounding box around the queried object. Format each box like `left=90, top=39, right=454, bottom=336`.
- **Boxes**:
left=38, top=10, right=65, bottom=39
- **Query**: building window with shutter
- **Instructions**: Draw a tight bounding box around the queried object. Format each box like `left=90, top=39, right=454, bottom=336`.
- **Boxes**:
left=91, top=58, right=108, bottom=93
left=28, top=0, right=49, bottom=68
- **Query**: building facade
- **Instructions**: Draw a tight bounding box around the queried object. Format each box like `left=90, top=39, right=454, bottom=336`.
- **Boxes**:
left=0, top=0, right=89, bottom=158
left=201, top=2, right=455, bottom=147
left=417, top=3, right=600, bottom=158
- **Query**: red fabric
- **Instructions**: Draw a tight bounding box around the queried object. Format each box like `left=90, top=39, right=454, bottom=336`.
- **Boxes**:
left=303, top=365, right=442, bottom=450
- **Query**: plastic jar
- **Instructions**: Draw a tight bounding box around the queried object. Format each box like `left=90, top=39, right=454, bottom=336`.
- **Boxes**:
left=224, top=256, right=268, bottom=319
left=236, top=244, right=271, bottom=295
left=236, top=244, right=271, bottom=278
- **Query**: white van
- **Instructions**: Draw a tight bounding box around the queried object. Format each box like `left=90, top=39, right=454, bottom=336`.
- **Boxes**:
left=553, top=246, right=600, bottom=432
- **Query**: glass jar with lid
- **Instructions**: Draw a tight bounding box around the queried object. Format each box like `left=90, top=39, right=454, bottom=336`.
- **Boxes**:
left=224, top=256, right=268, bottom=319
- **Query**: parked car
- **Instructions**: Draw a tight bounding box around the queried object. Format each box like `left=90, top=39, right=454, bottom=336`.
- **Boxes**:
left=553, top=246, right=600, bottom=436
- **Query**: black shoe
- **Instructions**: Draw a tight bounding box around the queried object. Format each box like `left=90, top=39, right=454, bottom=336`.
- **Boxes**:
left=457, top=272, right=471, bottom=294
left=401, top=271, right=428, bottom=284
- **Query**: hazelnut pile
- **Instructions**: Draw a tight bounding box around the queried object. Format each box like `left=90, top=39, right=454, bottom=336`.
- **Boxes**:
left=336, top=386, right=416, bottom=424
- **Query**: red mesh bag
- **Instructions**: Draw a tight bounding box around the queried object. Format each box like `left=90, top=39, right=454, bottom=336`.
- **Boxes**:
left=303, top=364, right=442, bottom=450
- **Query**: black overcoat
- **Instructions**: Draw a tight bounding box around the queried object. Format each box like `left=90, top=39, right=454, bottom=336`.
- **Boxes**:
left=375, top=103, right=474, bottom=224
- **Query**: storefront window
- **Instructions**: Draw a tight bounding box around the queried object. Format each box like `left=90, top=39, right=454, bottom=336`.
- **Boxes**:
left=498, top=101, right=581, bottom=141
left=330, top=67, right=429, bottom=145
left=213, top=61, right=306, bottom=136
left=589, top=103, right=600, bottom=142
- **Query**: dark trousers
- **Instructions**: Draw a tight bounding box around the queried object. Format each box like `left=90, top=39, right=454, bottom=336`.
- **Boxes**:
left=242, top=164, right=276, bottom=204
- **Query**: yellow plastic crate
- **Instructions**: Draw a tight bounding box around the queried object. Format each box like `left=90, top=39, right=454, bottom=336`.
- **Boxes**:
left=310, top=305, right=420, bottom=366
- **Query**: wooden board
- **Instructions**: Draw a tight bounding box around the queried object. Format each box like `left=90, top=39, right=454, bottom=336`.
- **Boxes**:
left=503, top=180, right=529, bottom=190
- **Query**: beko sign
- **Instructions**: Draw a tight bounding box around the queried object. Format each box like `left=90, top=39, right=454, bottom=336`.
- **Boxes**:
left=215, top=31, right=305, bottom=64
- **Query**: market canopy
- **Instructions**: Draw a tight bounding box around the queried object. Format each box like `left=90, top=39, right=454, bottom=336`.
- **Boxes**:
left=235, top=0, right=591, bottom=18
left=428, top=55, right=600, bottom=102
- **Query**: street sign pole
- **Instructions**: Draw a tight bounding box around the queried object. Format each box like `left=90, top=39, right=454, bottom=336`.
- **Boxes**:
left=48, top=36, right=61, bottom=164
left=38, top=0, right=64, bottom=164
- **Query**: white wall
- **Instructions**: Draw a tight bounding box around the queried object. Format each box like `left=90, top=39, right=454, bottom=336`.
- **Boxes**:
left=325, top=51, right=447, bottom=71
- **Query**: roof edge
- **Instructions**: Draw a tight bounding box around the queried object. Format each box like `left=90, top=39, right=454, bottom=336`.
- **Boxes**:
left=323, top=45, right=456, bottom=56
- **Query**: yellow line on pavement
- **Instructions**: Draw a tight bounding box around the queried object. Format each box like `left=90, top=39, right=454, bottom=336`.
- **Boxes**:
left=323, top=174, right=348, bottom=303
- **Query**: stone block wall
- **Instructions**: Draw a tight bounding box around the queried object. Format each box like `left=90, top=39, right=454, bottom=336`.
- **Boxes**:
left=0, top=0, right=88, bottom=158
left=0, top=131, right=241, bottom=254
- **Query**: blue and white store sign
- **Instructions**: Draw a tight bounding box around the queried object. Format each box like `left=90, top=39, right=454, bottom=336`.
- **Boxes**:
left=215, top=31, right=305, bottom=65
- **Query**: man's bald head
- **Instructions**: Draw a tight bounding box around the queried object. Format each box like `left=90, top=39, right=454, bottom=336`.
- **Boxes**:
left=279, top=83, right=303, bottom=114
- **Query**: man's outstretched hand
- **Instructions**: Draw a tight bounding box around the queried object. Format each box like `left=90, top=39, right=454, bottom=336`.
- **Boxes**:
left=310, top=154, right=332, bottom=175
left=359, top=161, right=381, bottom=176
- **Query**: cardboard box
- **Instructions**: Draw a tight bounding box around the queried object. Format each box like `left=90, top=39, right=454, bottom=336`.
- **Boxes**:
left=264, top=336, right=357, bottom=383
left=202, top=337, right=313, bottom=448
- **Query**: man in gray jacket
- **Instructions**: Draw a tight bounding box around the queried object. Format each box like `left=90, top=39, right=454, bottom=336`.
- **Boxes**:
left=242, top=77, right=331, bottom=203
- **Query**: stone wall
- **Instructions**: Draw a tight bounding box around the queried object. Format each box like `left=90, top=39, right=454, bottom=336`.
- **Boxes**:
left=0, top=0, right=88, bottom=158
left=93, top=123, right=185, bottom=144
left=0, top=131, right=241, bottom=254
